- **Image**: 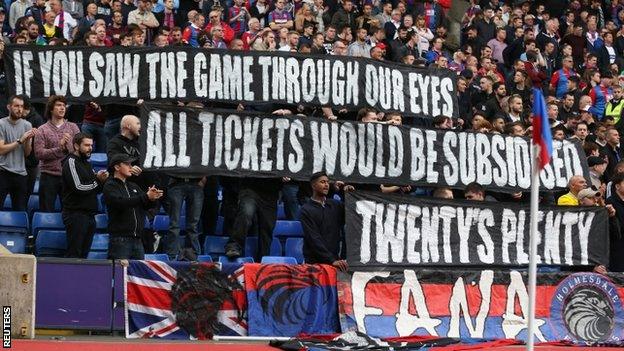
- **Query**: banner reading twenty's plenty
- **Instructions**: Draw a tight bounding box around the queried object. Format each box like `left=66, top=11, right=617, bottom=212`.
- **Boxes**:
left=338, top=270, right=624, bottom=344
left=139, top=105, right=588, bottom=192
left=346, top=191, right=609, bottom=268
left=4, top=45, right=456, bottom=118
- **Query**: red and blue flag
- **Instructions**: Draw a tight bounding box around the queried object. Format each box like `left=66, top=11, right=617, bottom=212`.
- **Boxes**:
left=244, top=263, right=339, bottom=336
left=532, top=88, right=553, bottom=170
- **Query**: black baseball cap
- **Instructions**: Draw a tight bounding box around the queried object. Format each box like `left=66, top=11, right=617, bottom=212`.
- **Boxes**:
left=109, top=154, right=136, bottom=167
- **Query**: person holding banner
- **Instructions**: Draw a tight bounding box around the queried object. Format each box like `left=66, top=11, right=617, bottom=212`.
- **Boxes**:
left=557, top=175, right=587, bottom=206
left=300, top=171, right=347, bottom=271
left=225, top=177, right=282, bottom=260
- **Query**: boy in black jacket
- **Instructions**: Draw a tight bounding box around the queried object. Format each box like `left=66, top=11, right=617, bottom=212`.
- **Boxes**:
left=61, top=133, right=109, bottom=258
left=103, top=154, right=163, bottom=260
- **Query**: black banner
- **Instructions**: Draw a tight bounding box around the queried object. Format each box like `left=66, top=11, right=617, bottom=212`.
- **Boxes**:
left=139, top=104, right=589, bottom=192
left=345, top=191, right=609, bottom=268
left=4, top=45, right=457, bottom=118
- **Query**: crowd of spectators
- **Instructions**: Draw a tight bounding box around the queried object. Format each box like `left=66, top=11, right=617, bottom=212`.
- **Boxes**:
left=0, top=0, right=624, bottom=272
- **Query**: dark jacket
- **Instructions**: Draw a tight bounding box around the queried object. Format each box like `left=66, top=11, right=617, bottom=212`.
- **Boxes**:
left=300, top=198, right=344, bottom=264
left=61, top=154, right=101, bottom=213
left=606, top=194, right=624, bottom=271
left=106, top=134, right=159, bottom=190
left=603, top=143, right=624, bottom=180
left=331, top=8, right=356, bottom=32
left=103, top=177, right=152, bottom=238
left=107, top=134, right=140, bottom=165
left=154, top=10, right=184, bottom=29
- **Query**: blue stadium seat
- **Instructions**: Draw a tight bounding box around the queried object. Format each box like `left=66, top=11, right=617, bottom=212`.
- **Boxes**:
left=0, top=232, right=27, bottom=253
left=273, top=220, right=303, bottom=238
left=153, top=215, right=170, bottom=232
left=203, top=236, right=229, bottom=256
left=27, top=195, right=39, bottom=215
left=218, top=256, right=254, bottom=264
left=32, top=212, right=63, bottom=236
left=33, top=180, right=39, bottom=194
left=95, top=214, right=108, bottom=232
left=197, top=255, right=213, bottom=263
left=270, top=237, right=282, bottom=256
left=35, top=230, right=67, bottom=257
left=0, top=211, right=29, bottom=233
left=144, top=253, right=169, bottom=262
left=2, top=195, right=10, bottom=210
left=261, top=256, right=298, bottom=264
left=245, top=237, right=258, bottom=257
left=90, top=153, right=108, bottom=167
left=153, top=215, right=189, bottom=233
left=285, top=238, right=304, bottom=264
left=87, top=251, right=108, bottom=260
left=27, top=196, right=62, bottom=214
left=277, top=203, right=286, bottom=220
left=90, top=233, right=109, bottom=251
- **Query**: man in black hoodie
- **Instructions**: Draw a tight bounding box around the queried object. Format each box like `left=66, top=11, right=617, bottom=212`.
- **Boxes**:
left=103, top=154, right=163, bottom=260
left=61, top=133, right=109, bottom=258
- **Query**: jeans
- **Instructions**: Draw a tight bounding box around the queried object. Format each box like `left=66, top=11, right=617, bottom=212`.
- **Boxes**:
left=39, top=173, right=62, bottom=212
left=281, top=182, right=301, bottom=220
left=109, top=236, right=145, bottom=260
left=81, top=122, right=107, bottom=153
left=165, top=181, right=204, bottom=258
left=0, top=169, right=28, bottom=211
left=63, top=211, right=95, bottom=258
left=228, top=188, right=277, bottom=261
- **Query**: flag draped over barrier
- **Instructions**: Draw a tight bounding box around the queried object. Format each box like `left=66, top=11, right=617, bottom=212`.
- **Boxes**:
left=125, top=260, right=247, bottom=339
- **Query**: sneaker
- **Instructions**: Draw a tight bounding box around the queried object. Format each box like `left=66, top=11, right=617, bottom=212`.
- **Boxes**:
left=225, top=243, right=242, bottom=259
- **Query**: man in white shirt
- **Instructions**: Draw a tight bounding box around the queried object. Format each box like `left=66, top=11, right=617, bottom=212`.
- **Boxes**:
left=127, top=0, right=159, bottom=31
left=51, top=0, right=77, bottom=40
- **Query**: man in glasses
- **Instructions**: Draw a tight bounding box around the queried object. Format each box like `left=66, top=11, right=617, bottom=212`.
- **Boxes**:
left=204, top=10, right=234, bottom=44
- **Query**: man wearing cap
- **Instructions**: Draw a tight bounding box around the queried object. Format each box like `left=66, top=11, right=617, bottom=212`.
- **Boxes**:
left=300, top=172, right=347, bottom=271
left=578, top=188, right=601, bottom=206
left=557, top=175, right=587, bottom=206
left=103, top=153, right=163, bottom=260
left=61, top=133, right=109, bottom=258
left=588, top=156, right=607, bottom=189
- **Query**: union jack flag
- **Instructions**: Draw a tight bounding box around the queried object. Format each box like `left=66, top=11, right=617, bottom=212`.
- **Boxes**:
left=125, top=260, right=247, bottom=339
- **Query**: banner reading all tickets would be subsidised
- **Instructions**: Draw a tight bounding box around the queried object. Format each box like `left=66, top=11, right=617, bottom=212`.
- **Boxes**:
left=4, top=45, right=457, bottom=118
left=345, top=191, right=609, bottom=268
left=139, top=104, right=589, bottom=193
